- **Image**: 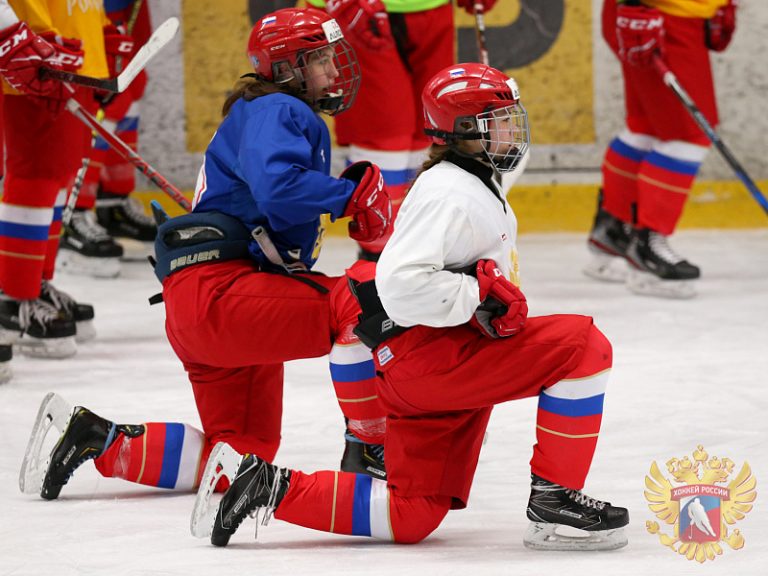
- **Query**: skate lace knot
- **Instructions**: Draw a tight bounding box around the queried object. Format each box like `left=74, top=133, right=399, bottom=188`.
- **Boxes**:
left=565, top=488, right=607, bottom=510
left=40, top=282, right=75, bottom=313
left=248, top=466, right=285, bottom=539
left=648, top=232, right=683, bottom=265
left=71, top=210, right=112, bottom=242
left=19, top=300, right=60, bottom=333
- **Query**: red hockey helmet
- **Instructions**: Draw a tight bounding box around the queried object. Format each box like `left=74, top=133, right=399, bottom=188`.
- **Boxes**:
left=422, top=63, right=529, bottom=172
left=247, top=8, right=360, bottom=115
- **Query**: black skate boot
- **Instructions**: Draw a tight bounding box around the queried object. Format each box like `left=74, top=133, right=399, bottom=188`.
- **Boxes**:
left=625, top=228, right=700, bottom=298
left=39, top=281, right=96, bottom=343
left=524, top=474, right=629, bottom=551
left=340, top=430, right=386, bottom=480
left=211, top=453, right=291, bottom=547
left=41, top=406, right=144, bottom=500
left=0, top=296, right=77, bottom=358
left=0, top=343, right=11, bottom=384
left=96, top=191, right=158, bottom=242
left=58, top=209, right=123, bottom=278
left=583, top=191, right=633, bottom=283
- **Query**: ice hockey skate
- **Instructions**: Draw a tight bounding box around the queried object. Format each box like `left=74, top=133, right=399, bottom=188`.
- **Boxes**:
left=625, top=228, right=700, bottom=299
left=340, top=430, right=386, bottom=480
left=583, top=203, right=633, bottom=283
left=0, top=296, right=77, bottom=358
left=524, top=474, right=629, bottom=551
left=57, top=209, right=123, bottom=278
left=39, top=281, right=96, bottom=343
left=0, top=343, right=12, bottom=384
left=192, top=442, right=291, bottom=546
left=96, top=192, right=158, bottom=259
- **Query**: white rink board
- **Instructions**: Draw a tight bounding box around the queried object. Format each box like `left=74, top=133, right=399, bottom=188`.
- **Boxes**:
left=1, top=232, right=766, bottom=576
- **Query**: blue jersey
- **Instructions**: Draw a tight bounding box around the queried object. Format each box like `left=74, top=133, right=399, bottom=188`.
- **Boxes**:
left=192, top=92, right=355, bottom=270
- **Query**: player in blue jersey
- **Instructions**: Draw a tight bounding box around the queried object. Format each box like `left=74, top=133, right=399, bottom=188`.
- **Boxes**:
left=154, top=8, right=391, bottom=467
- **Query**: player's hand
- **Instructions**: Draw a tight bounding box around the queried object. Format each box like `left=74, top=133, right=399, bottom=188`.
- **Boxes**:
left=103, top=23, right=136, bottom=76
left=456, top=0, right=498, bottom=16
left=470, top=259, right=527, bottom=339
left=39, top=33, right=84, bottom=72
left=0, top=22, right=63, bottom=97
left=342, top=161, right=392, bottom=243
left=326, top=0, right=394, bottom=51
left=706, top=0, right=736, bottom=52
left=616, top=4, right=664, bottom=66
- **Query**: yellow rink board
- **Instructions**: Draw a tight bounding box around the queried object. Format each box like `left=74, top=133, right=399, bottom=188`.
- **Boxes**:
left=136, top=179, right=768, bottom=235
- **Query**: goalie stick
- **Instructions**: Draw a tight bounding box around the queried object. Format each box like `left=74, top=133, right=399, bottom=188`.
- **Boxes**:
left=653, top=55, right=768, bottom=217
left=39, top=16, right=179, bottom=94
left=65, top=97, right=192, bottom=212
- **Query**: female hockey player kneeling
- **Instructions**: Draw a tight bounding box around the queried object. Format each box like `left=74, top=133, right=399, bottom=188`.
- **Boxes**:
left=193, top=64, right=629, bottom=551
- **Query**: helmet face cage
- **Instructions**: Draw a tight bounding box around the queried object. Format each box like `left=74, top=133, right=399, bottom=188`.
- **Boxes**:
left=271, top=39, right=360, bottom=116
left=476, top=103, right=529, bottom=173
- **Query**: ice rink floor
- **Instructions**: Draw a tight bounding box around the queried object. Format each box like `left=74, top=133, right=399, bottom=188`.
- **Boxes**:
left=1, top=231, right=766, bottom=575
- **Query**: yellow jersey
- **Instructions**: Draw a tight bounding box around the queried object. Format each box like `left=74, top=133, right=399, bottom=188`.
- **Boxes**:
left=642, top=0, right=728, bottom=19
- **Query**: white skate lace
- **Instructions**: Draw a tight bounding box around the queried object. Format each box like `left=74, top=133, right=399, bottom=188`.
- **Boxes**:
left=70, top=210, right=112, bottom=242
left=248, top=468, right=284, bottom=539
left=40, top=281, right=75, bottom=313
left=648, top=231, right=684, bottom=265
left=565, top=488, right=607, bottom=511
left=19, top=299, right=60, bottom=332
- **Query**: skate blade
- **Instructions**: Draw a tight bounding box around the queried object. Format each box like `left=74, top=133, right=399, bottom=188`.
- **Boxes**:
left=583, top=252, right=628, bottom=283
left=75, top=320, right=97, bottom=344
left=19, top=393, right=73, bottom=494
left=191, top=442, right=243, bottom=538
left=8, top=333, right=77, bottom=359
left=56, top=250, right=121, bottom=279
left=627, top=269, right=697, bottom=299
left=117, top=238, right=154, bottom=261
left=523, top=522, right=628, bottom=551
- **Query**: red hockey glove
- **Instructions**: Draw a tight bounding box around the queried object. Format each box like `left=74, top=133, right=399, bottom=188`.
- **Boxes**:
left=342, top=161, right=392, bottom=243
left=616, top=4, right=664, bottom=66
left=456, top=0, right=498, bottom=15
left=326, top=0, right=394, bottom=51
left=470, top=259, right=527, bottom=339
left=0, top=22, right=62, bottom=97
left=706, top=0, right=736, bottom=52
left=103, top=23, right=136, bottom=76
left=39, top=33, right=84, bottom=72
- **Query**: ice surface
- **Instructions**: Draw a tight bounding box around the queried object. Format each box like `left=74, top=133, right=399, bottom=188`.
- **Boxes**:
left=1, top=232, right=766, bottom=575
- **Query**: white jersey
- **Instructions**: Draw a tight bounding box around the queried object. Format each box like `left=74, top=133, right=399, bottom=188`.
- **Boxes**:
left=376, top=159, right=519, bottom=328
left=0, top=1, right=19, bottom=29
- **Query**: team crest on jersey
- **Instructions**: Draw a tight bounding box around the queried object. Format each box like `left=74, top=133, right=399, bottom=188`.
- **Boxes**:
left=644, top=445, right=756, bottom=563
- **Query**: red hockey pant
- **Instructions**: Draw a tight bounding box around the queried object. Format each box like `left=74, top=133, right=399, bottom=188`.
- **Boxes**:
left=162, top=260, right=340, bottom=465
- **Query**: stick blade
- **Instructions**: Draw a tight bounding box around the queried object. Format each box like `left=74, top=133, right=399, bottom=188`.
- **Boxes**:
left=117, top=16, right=180, bottom=93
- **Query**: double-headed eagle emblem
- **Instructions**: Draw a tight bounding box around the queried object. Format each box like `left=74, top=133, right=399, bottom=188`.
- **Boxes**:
left=644, top=445, right=757, bottom=563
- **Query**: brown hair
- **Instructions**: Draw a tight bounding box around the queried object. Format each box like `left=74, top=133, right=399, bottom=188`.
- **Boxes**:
left=415, top=144, right=452, bottom=178
left=221, top=74, right=304, bottom=116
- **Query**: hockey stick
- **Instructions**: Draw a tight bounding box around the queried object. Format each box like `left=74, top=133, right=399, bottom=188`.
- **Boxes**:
left=40, top=16, right=179, bottom=94
left=115, top=0, right=145, bottom=74
left=652, top=55, right=768, bottom=217
left=65, top=97, right=192, bottom=212
left=61, top=109, right=105, bottom=227
left=473, top=4, right=490, bottom=66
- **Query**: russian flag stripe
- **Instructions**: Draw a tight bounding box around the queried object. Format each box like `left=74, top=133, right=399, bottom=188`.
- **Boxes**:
left=369, top=478, right=391, bottom=540
left=0, top=222, right=51, bottom=241
left=157, top=423, right=185, bottom=488
left=351, top=474, right=372, bottom=536
left=645, top=151, right=700, bottom=176
left=329, top=341, right=373, bottom=365
left=543, top=370, right=609, bottom=400
left=610, top=138, right=647, bottom=163
left=538, top=393, right=605, bottom=418
left=175, top=424, right=204, bottom=490
left=330, top=360, right=376, bottom=383
left=0, top=204, right=53, bottom=226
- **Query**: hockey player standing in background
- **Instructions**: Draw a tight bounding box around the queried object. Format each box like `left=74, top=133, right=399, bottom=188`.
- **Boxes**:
left=58, top=0, right=150, bottom=278
left=585, top=0, right=737, bottom=298
left=0, top=0, right=125, bottom=358
left=198, top=64, right=629, bottom=550
left=308, top=0, right=498, bottom=260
